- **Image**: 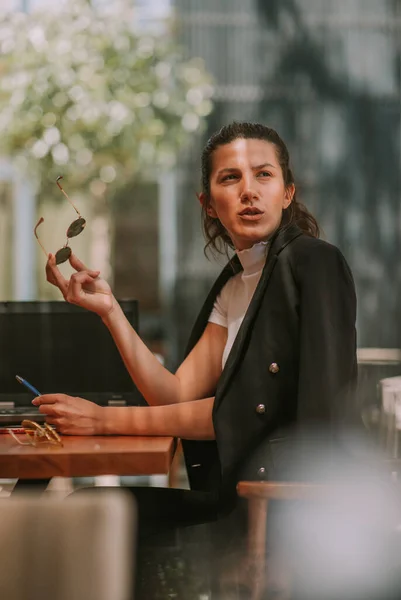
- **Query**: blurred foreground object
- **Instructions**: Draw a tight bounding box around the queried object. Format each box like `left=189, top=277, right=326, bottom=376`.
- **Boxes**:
left=0, top=0, right=213, bottom=197
left=357, top=348, right=401, bottom=456
left=380, top=375, right=401, bottom=458
left=237, top=446, right=401, bottom=600
left=0, top=490, right=135, bottom=600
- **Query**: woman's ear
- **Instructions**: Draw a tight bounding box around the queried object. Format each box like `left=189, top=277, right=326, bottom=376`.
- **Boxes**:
left=197, top=192, right=218, bottom=218
left=196, top=192, right=205, bottom=206
left=283, top=184, right=295, bottom=209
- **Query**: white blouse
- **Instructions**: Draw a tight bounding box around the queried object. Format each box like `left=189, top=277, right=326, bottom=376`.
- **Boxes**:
left=208, top=241, right=269, bottom=368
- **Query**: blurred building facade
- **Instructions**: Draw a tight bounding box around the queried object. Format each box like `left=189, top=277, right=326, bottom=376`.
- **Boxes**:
left=172, top=0, right=401, bottom=363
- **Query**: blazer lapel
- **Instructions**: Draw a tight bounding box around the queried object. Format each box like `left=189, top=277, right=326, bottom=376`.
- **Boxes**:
left=214, top=224, right=303, bottom=410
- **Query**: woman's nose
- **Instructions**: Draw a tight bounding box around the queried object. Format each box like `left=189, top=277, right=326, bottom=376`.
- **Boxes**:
left=240, top=173, right=258, bottom=202
left=240, top=187, right=258, bottom=203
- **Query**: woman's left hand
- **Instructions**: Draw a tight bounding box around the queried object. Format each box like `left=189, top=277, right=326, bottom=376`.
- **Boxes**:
left=32, top=394, right=104, bottom=435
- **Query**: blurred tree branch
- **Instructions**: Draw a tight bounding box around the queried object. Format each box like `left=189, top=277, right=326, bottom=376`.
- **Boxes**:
left=0, top=0, right=214, bottom=201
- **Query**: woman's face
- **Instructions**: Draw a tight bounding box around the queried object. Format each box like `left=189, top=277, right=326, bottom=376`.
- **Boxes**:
left=207, top=138, right=294, bottom=250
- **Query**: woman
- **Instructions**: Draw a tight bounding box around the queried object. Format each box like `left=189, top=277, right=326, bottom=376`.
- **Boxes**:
left=37, top=121, right=358, bottom=593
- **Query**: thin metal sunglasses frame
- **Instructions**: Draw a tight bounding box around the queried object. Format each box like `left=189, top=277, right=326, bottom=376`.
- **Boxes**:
left=34, top=176, right=86, bottom=265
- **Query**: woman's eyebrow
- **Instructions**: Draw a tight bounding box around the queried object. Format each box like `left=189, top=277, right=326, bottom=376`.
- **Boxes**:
left=216, top=162, right=276, bottom=176
left=252, top=162, right=276, bottom=170
left=216, top=167, right=238, bottom=175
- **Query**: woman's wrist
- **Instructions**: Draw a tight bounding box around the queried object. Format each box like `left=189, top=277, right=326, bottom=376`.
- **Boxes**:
left=101, top=406, right=140, bottom=436
left=94, top=404, right=107, bottom=435
left=101, top=296, right=121, bottom=327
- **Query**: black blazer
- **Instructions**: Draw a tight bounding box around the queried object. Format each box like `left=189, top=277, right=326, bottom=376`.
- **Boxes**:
left=182, top=224, right=358, bottom=498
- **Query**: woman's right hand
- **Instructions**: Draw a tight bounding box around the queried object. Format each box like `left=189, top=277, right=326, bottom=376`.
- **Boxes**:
left=45, top=253, right=115, bottom=318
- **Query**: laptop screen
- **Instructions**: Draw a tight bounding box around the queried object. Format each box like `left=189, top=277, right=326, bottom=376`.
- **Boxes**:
left=0, top=300, right=144, bottom=406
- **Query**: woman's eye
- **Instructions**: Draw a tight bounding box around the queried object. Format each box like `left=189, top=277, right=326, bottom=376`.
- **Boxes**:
left=221, top=174, right=238, bottom=182
left=258, top=171, right=271, bottom=178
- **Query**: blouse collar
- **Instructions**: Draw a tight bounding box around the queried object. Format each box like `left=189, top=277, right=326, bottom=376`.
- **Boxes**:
left=236, top=240, right=269, bottom=276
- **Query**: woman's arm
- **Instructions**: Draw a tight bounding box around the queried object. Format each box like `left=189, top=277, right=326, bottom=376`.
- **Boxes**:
left=103, top=397, right=215, bottom=439
left=34, top=394, right=215, bottom=439
left=102, top=302, right=226, bottom=405
left=296, top=242, right=358, bottom=426
left=46, top=253, right=227, bottom=406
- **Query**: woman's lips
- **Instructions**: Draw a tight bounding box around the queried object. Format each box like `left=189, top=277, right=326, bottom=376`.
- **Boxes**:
left=238, top=212, right=264, bottom=221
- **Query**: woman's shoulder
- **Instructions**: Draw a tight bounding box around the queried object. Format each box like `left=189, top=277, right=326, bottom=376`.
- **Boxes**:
left=291, top=233, right=348, bottom=261
left=288, top=233, right=354, bottom=277
left=220, top=269, right=242, bottom=295
left=212, top=267, right=241, bottom=302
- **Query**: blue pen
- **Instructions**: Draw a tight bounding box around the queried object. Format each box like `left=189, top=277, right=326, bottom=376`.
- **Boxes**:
left=15, top=375, right=42, bottom=397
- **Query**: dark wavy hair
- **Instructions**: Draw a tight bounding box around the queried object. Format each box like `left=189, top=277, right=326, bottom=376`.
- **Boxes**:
left=200, top=121, right=320, bottom=256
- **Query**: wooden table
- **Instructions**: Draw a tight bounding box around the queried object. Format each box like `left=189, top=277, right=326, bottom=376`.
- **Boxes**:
left=0, top=434, right=177, bottom=480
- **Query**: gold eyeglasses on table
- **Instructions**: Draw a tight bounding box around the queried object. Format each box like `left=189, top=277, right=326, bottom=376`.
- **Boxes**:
left=8, top=420, right=63, bottom=447
left=34, top=176, right=86, bottom=265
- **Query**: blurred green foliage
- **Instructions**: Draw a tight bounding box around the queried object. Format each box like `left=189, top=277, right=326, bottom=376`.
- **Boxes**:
left=0, top=0, right=213, bottom=199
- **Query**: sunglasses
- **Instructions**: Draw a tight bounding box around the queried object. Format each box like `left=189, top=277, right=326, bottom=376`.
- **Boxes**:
left=34, top=176, right=86, bottom=265
left=8, top=420, right=63, bottom=447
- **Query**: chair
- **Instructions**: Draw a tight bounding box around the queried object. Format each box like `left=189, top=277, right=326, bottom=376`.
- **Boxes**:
left=236, top=481, right=327, bottom=600
left=237, top=475, right=401, bottom=600
left=0, top=490, right=135, bottom=600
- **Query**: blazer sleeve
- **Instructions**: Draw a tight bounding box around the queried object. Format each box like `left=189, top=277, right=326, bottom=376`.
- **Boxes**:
left=295, top=241, right=358, bottom=429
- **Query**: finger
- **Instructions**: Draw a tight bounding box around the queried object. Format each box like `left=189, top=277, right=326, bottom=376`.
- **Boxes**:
left=45, top=254, right=59, bottom=286
left=39, top=404, right=59, bottom=416
left=46, top=254, right=69, bottom=295
left=45, top=262, right=57, bottom=286
left=44, top=417, right=60, bottom=427
left=68, top=271, right=99, bottom=299
left=32, top=394, right=61, bottom=406
left=69, top=253, right=100, bottom=278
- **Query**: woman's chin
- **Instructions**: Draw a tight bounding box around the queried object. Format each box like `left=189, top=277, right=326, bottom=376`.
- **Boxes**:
left=233, top=227, right=276, bottom=249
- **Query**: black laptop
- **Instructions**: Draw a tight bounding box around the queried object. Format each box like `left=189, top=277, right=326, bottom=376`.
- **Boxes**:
left=0, top=300, right=146, bottom=426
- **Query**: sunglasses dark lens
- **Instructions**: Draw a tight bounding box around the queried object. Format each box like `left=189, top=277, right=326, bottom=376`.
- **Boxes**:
left=55, top=246, right=72, bottom=264
left=67, top=217, right=86, bottom=238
